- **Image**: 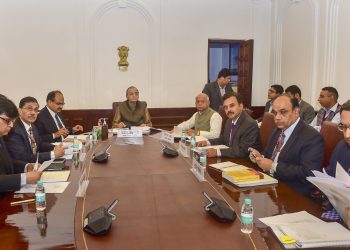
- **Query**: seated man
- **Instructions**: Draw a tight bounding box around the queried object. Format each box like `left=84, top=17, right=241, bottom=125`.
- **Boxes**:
left=257, top=84, right=284, bottom=122
left=175, top=93, right=222, bottom=139
left=310, top=86, right=341, bottom=131
left=202, top=68, right=233, bottom=112
left=0, top=95, right=41, bottom=193
left=198, top=92, right=260, bottom=159
left=35, top=90, right=83, bottom=142
left=325, top=100, right=350, bottom=177
left=5, top=97, right=65, bottom=163
left=249, top=95, right=324, bottom=196
left=285, top=84, right=315, bottom=124
left=112, top=86, right=152, bottom=128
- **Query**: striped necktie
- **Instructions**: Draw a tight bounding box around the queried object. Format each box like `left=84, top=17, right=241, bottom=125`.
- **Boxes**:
left=271, top=131, right=285, bottom=161
left=28, top=127, right=37, bottom=154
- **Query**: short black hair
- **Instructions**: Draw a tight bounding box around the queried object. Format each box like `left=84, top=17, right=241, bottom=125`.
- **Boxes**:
left=341, top=100, right=350, bottom=113
left=271, top=84, right=284, bottom=95
left=217, top=68, right=232, bottom=79
left=19, top=96, right=38, bottom=108
left=0, top=95, right=19, bottom=119
left=46, top=90, right=63, bottom=103
left=275, top=94, right=299, bottom=110
left=285, top=85, right=301, bottom=97
left=322, top=86, right=338, bottom=101
left=222, top=91, right=243, bottom=105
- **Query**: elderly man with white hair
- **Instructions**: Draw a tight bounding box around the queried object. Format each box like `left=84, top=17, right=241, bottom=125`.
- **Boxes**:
left=176, top=93, right=222, bottom=139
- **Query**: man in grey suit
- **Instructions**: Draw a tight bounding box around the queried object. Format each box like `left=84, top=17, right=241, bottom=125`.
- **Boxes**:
left=202, top=68, right=233, bottom=112
left=285, top=85, right=315, bottom=124
left=248, top=95, right=324, bottom=196
left=197, top=92, right=260, bottom=159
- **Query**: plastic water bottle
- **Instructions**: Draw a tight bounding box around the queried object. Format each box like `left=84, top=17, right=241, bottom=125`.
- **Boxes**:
left=199, top=148, right=207, bottom=167
left=190, top=134, right=196, bottom=158
left=36, top=210, right=47, bottom=237
left=92, top=126, right=98, bottom=144
left=241, top=198, right=253, bottom=234
left=35, top=180, right=46, bottom=211
left=73, top=135, right=79, bottom=153
left=180, top=129, right=186, bottom=143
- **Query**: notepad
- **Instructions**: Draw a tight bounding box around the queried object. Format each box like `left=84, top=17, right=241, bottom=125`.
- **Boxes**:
left=41, top=171, right=70, bottom=183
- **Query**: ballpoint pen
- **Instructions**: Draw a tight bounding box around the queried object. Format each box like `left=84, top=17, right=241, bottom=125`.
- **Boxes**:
left=10, top=199, right=35, bottom=206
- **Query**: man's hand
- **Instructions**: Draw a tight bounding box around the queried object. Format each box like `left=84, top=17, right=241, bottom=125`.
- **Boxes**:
left=186, top=129, right=198, bottom=136
left=54, top=143, right=65, bottom=157
left=116, top=122, right=127, bottom=128
left=26, top=172, right=42, bottom=184
left=197, top=141, right=208, bottom=147
left=72, top=125, right=83, bottom=133
left=255, top=157, right=273, bottom=171
left=248, top=147, right=262, bottom=163
left=347, top=206, right=350, bottom=228
left=27, top=163, right=41, bottom=172
left=54, top=128, right=69, bottom=138
left=206, top=148, right=217, bottom=158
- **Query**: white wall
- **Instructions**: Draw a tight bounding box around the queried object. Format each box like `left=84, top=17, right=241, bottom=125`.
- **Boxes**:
left=270, top=0, right=350, bottom=107
left=0, top=0, right=271, bottom=109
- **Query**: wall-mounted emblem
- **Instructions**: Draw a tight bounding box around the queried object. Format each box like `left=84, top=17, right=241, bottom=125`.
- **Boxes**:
left=118, top=45, right=129, bottom=71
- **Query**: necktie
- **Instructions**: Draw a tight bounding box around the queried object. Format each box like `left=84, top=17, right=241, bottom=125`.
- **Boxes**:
left=229, top=123, right=237, bottom=146
left=28, top=127, right=37, bottom=154
left=271, top=131, right=285, bottom=161
left=55, top=114, right=64, bottom=129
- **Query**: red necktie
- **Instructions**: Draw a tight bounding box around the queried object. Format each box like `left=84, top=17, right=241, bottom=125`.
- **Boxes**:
left=271, top=131, right=285, bottom=161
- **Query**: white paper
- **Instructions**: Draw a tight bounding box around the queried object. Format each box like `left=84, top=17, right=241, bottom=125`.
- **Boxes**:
left=37, top=159, right=54, bottom=172
left=209, top=161, right=238, bottom=170
left=198, top=144, right=229, bottom=150
left=15, top=182, right=70, bottom=194
left=41, top=170, right=70, bottom=183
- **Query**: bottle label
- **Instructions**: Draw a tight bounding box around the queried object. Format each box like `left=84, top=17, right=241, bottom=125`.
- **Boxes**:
left=241, top=213, right=253, bottom=225
left=36, top=193, right=46, bottom=203
left=200, top=156, right=206, bottom=166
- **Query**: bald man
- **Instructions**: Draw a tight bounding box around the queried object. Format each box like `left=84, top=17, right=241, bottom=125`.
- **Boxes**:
left=176, top=93, right=222, bottom=139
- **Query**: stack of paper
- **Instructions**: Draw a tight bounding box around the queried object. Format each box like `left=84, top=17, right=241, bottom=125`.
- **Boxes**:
left=307, top=163, right=350, bottom=223
left=65, top=134, right=88, bottom=142
left=222, top=164, right=277, bottom=187
left=131, top=126, right=150, bottom=134
left=259, top=211, right=350, bottom=249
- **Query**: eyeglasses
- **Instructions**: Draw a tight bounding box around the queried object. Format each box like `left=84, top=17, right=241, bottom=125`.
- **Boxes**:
left=22, top=107, right=39, bottom=113
left=0, top=116, right=16, bottom=126
left=271, top=109, right=291, bottom=117
left=54, top=102, right=65, bottom=106
left=337, top=123, right=350, bottom=132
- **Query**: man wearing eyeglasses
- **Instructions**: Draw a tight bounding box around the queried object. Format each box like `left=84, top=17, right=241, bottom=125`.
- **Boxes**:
left=35, top=90, right=83, bottom=142
left=325, top=100, right=350, bottom=177
left=5, top=96, right=65, bottom=163
left=248, top=95, right=324, bottom=196
left=0, top=95, right=42, bottom=193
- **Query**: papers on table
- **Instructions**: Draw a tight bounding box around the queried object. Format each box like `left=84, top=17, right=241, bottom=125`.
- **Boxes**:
left=41, top=171, right=70, bottom=183
left=37, top=160, right=54, bottom=172
left=15, top=182, right=70, bottom=194
left=65, top=134, right=88, bottom=142
left=130, top=126, right=150, bottom=134
left=307, top=162, right=350, bottom=223
left=259, top=211, right=350, bottom=249
left=198, top=144, right=229, bottom=150
left=209, top=161, right=239, bottom=170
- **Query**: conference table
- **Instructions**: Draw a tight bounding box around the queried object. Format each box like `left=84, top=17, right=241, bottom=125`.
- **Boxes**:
left=1, top=135, right=349, bottom=249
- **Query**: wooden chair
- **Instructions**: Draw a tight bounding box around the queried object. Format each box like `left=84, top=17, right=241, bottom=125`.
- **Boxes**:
left=319, top=121, right=343, bottom=168
left=259, top=112, right=276, bottom=150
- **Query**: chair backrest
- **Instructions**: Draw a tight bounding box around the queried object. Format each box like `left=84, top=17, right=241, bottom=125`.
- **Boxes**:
left=218, top=106, right=228, bottom=135
left=112, top=102, right=120, bottom=114
left=319, top=121, right=343, bottom=168
left=259, top=112, right=276, bottom=150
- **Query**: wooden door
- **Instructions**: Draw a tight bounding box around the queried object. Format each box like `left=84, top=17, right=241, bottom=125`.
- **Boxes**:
left=237, top=39, right=254, bottom=108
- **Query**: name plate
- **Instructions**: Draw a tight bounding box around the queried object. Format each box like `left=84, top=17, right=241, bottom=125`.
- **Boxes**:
left=117, top=129, right=143, bottom=138
left=178, top=141, right=190, bottom=158
left=76, top=168, right=89, bottom=197
left=191, top=151, right=206, bottom=182
left=161, top=131, right=174, bottom=144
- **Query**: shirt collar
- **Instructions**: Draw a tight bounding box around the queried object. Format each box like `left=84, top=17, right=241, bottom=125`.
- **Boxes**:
left=231, top=113, right=242, bottom=125
left=47, top=106, right=57, bottom=119
left=20, top=119, right=31, bottom=132
left=323, top=103, right=340, bottom=112
left=283, top=117, right=300, bottom=138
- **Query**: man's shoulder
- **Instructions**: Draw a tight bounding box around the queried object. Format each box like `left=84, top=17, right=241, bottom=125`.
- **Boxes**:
left=300, top=100, right=314, bottom=110
left=37, top=106, right=50, bottom=119
left=297, top=121, right=323, bottom=141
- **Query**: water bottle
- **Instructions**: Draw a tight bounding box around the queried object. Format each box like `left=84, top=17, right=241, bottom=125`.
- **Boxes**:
left=190, top=134, right=196, bottom=158
left=92, top=126, right=98, bottom=144
left=36, top=210, right=47, bottom=237
left=101, top=118, right=108, bottom=141
left=35, top=180, right=46, bottom=211
left=241, top=198, right=253, bottom=234
left=180, top=129, right=186, bottom=143
left=199, top=148, right=207, bottom=167
left=73, top=135, right=79, bottom=153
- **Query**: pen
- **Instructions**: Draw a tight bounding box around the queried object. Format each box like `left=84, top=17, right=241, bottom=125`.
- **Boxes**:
left=10, top=198, right=35, bottom=206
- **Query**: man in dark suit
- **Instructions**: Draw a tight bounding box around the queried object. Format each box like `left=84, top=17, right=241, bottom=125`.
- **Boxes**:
left=198, top=92, right=260, bottom=159
left=35, top=90, right=83, bottom=142
left=249, top=95, right=324, bottom=196
left=0, top=95, right=41, bottom=193
left=285, top=85, right=315, bottom=124
left=263, top=84, right=284, bottom=113
left=5, top=97, right=65, bottom=163
left=202, top=68, right=233, bottom=112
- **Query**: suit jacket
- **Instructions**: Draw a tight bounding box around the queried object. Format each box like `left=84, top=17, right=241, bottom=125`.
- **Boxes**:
left=5, top=120, right=54, bottom=163
left=299, top=100, right=315, bottom=124
left=264, top=100, right=272, bottom=113
left=202, top=82, right=233, bottom=112
left=209, top=111, right=261, bottom=158
left=35, top=106, right=71, bottom=143
left=264, top=119, right=324, bottom=196
left=0, top=138, right=26, bottom=193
